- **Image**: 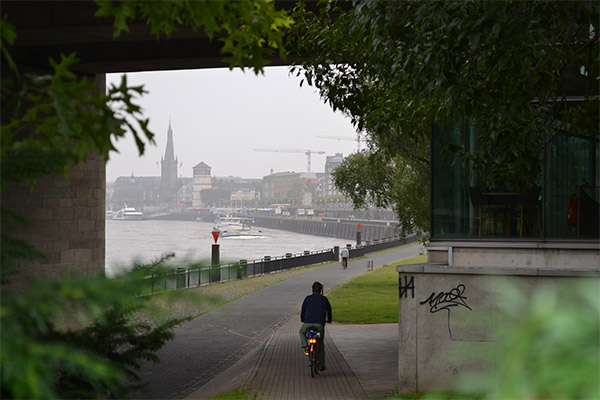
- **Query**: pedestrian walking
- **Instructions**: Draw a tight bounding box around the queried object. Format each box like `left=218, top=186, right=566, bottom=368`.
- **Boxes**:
left=341, top=246, right=349, bottom=269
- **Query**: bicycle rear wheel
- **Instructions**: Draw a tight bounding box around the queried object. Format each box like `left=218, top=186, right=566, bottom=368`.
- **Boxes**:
left=309, top=346, right=316, bottom=378
left=312, top=343, right=319, bottom=377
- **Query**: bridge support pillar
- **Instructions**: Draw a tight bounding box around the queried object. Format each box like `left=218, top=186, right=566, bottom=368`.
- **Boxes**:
left=2, top=74, right=106, bottom=290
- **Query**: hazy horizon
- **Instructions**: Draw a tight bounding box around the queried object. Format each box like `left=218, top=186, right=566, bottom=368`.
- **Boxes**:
left=106, top=66, right=359, bottom=183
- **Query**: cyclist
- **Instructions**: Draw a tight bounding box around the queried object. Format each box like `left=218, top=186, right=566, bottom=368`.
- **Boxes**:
left=299, top=281, right=332, bottom=371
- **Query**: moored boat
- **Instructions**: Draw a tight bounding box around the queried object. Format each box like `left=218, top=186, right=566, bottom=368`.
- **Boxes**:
left=220, top=226, right=264, bottom=239
left=214, top=216, right=264, bottom=238
left=112, top=207, right=144, bottom=220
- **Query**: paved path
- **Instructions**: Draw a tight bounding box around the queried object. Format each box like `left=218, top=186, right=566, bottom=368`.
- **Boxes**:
left=246, top=317, right=367, bottom=399
left=136, top=245, right=420, bottom=399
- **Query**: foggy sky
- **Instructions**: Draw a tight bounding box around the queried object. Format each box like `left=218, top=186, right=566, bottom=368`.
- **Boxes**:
left=106, top=66, right=359, bottom=182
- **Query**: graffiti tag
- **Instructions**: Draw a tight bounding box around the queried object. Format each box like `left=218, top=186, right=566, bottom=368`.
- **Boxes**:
left=420, top=284, right=472, bottom=338
left=420, top=284, right=472, bottom=313
left=399, top=275, right=415, bottom=298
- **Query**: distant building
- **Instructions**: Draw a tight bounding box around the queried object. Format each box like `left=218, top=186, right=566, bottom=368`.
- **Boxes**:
left=323, top=153, right=344, bottom=196
left=212, top=176, right=262, bottom=192
left=192, top=162, right=212, bottom=207
left=111, top=174, right=161, bottom=209
left=263, top=172, right=318, bottom=199
left=230, top=189, right=260, bottom=206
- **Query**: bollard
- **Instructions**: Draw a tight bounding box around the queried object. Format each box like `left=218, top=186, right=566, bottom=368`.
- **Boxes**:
left=211, top=244, right=220, bottom=282
left=212, top=244, right=220, bottom=265
left=367, top=260, right=373, bottom=271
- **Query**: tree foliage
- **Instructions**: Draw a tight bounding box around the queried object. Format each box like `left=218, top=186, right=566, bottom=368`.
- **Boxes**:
left=332, top=150, right=429, bottom=239
left=1, top=53, right=152, bottom=191
left=1, top=1, right=294, bottom=398
left=290, top=0, right=598, bottom=195
left=461, top=279, right=600, bottom=400
left=95, top=0, right=294, bottom=72
left=1, top=268, right=184, bottom=399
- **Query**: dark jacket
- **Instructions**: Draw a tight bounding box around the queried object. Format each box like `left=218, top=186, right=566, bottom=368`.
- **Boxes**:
left=300, top=293, right=332, bottom=325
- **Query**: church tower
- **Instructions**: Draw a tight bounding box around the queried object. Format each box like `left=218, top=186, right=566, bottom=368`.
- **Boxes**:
left=161, top=120, right=179, bottom=204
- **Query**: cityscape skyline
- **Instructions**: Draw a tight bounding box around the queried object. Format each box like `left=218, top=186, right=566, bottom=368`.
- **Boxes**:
left=106, top=66, right=359, bottom=182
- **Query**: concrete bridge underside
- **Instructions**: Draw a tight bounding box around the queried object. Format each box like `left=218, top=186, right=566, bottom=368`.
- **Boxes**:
left=1, top=0, right=296, bottom=288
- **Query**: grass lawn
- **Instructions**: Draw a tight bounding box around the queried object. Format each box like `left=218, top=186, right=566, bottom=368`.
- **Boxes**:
left=209, top=387, right=251, bottom=400
left=384, top=392, right=483, bottom=400
left=328, top=254, right=427, bottom=324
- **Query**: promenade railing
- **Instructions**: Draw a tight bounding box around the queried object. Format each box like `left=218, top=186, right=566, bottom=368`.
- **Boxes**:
left=143, top=235, right=416, bottom=295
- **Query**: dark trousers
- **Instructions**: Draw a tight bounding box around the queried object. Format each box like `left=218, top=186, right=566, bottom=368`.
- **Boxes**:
left=299, top=323, right=326, bottom=368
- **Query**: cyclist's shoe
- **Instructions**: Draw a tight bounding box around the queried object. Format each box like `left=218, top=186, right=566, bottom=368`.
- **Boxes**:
left=319, top=366, right=327, bottom=371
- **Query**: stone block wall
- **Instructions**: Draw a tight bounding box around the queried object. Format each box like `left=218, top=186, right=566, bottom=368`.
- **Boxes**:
left=2, top=74, right=106, bottom=290
left=2, top=154, right=106, bottom=290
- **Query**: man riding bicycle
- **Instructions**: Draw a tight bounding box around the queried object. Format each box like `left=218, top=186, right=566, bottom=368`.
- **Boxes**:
left=299, top=281, right=332, bottom=371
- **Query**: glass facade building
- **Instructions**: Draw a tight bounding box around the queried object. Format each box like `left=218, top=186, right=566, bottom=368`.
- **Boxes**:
left=431, top=119, right=599, bottom=239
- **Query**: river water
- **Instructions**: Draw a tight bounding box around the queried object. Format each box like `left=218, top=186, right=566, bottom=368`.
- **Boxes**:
left=106, top=220, right=348, bottom=276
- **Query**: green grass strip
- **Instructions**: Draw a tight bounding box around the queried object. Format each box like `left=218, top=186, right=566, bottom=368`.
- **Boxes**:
left=209, top=387, right=250, bottom=399
left=384, top=391, right=484, bottom=400
left=328, top=254, right=427, bottom=324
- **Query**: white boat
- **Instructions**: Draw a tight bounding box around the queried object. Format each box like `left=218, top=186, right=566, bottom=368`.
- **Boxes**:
left=112, top=207, right=144, bottom=220
left=214, top=216, right=264, bottom=238
left=221, top=227, right=264, bottom=239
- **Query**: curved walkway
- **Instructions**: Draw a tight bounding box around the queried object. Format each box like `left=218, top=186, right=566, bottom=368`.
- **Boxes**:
left=135, top=245, right=420, bottom=399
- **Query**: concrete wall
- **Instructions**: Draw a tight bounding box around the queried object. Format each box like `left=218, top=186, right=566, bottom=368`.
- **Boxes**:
left=252, top=216, right=398, bottom=241
left=427, top=240, right=599, bottom=270
left=396, top=264, right=599, bottom=393
left=2, top=75, right=106, bottom=290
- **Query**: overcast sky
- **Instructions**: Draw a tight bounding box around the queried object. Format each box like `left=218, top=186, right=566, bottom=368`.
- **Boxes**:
left=106, top=66, right=359, bottom=182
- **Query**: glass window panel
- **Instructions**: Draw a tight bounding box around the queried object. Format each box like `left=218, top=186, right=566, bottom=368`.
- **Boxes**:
left=431, top=119, right=598, bottom=239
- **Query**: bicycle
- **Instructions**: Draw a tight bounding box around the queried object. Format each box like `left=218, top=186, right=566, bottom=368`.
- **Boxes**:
left=305, top=328, right=321, bottom=378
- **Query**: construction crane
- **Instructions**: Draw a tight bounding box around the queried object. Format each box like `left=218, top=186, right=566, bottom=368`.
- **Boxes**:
left=317, top=135, right=362, bottom=151
left=253, top=148, right=326, bottom=173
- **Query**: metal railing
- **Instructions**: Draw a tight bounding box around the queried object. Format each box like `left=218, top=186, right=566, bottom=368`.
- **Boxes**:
left=143, top=235, right=415, bottom=295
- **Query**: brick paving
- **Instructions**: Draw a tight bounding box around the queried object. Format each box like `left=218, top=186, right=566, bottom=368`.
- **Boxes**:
left=246, top=317, right=367, bottom=400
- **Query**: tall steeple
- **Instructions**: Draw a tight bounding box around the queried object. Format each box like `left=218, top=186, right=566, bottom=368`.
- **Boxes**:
left=161, top=119, right=179, bottom=204
left=163, top=119, right=176, bottom=163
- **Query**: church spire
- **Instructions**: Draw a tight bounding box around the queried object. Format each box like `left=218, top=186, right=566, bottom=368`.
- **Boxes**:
left=160, top=119, right=179, bottom=203
left=164, top=120, right=176, bottom=162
